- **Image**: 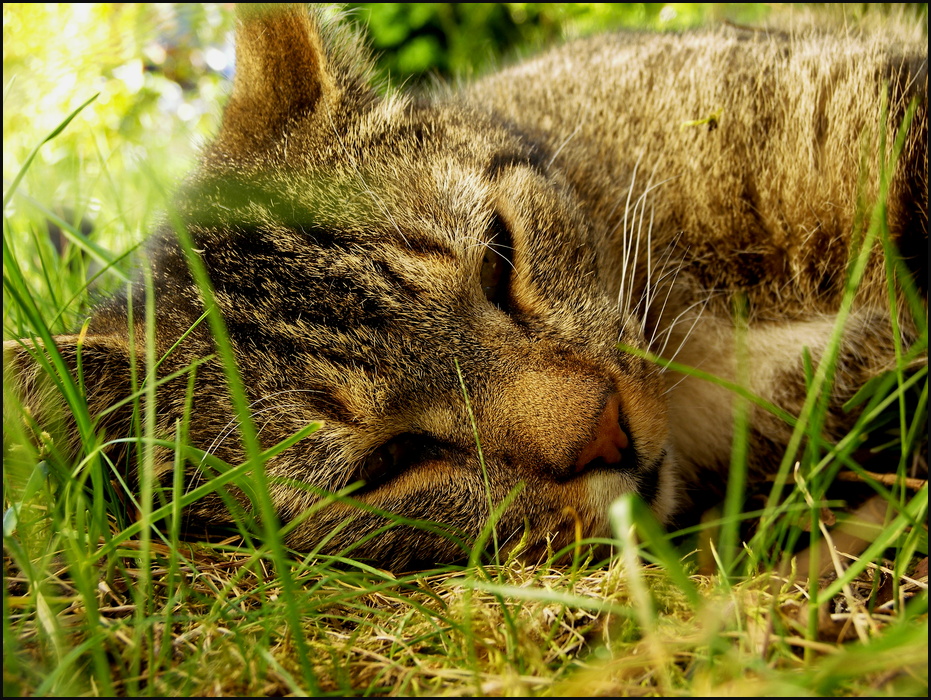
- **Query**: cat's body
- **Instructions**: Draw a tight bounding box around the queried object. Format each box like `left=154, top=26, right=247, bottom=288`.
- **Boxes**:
left=6, top=5, right=927, bottom=569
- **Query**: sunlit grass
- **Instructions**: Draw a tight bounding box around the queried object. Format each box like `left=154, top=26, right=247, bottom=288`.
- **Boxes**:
left=3, top=3, right=928, bottom=697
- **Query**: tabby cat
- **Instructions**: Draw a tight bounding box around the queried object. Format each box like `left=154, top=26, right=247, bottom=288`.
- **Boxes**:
left=5, top=5, right=927, bottom=569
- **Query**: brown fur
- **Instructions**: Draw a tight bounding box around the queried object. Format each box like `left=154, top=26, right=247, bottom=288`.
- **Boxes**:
left=4, top=5, right=927, bottom=569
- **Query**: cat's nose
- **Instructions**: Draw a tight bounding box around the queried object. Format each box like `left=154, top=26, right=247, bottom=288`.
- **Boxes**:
left=574, top=393, right=629, bottom=472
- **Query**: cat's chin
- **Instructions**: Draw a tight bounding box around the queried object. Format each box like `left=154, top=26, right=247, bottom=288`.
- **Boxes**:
left=500, top=445, right=682, bottom=566
left=577, top=445, right=681, bottom=528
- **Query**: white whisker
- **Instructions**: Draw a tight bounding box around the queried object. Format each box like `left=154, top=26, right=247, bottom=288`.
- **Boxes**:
left=199, top=389, right=321, bottom=468
left=646, top=246, right=688, bottom=350
left=547, top=122, right=583, bottom=169
left=659, top=293, right=716, bottom=367
left=616, top=152, right=644, bottom=319
left=614, top=168, right=677, bottom=323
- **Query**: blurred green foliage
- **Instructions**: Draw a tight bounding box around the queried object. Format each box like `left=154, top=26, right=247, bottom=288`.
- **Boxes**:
left=3, top=4, right=233, bottom=192
left=344, top=3, right=772, bottom=83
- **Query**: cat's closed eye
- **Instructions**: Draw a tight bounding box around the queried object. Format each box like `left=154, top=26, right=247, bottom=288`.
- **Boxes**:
left=480, top=214, right=514, bottom=311
left=355, top=433, right=442, bottom=490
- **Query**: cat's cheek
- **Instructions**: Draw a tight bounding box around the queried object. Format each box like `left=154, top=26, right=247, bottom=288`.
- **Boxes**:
left=637, top=448, right=682, bottom=524
left=344, top=458, right=494, bottom=524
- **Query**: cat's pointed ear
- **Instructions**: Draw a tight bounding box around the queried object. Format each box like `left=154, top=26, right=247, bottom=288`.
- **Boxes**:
left=211, top=3, right=373, bottom=160
left=4, top=334, right=133, bottom=450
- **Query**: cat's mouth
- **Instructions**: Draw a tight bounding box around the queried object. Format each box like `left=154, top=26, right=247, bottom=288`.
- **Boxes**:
left=575, top=450, right=637, bottom=474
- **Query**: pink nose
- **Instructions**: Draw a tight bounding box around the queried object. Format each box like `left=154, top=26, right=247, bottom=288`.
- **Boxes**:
left=574, top=394, right=629, bottom=472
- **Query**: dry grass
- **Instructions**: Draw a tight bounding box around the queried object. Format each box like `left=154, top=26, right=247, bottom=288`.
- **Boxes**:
left=4, top=520, right=928, bottom=696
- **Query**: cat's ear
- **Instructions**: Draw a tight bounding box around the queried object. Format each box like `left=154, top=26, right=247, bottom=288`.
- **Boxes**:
left=211, top=3, right=374, bottom=160
left=3, top=334, right=133, bottom=451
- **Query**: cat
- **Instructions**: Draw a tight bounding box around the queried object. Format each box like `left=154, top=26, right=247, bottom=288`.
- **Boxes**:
left=5, top=4, right=927, bottom=570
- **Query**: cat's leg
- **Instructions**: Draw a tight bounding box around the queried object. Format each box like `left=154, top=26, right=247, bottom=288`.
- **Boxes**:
left=660, top=309, right=907, bottom=482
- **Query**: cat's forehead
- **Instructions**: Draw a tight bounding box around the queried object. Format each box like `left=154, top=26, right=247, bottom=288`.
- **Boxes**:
left=304, top=109, right=552, bottom=259
left=175, top=164, right=510, bottom=362
left=187, top=91, right=547, bottom=249
left=184, top=161, right=483, bottom=246
left=339, top=96, right=548, bottom=193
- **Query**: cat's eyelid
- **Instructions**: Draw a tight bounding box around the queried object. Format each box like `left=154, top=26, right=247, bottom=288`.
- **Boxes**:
left=354, top=432, right=449, bottom=489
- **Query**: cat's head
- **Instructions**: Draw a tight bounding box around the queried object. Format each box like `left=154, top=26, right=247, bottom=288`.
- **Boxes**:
left=5, top=5, right=679, bottom=569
